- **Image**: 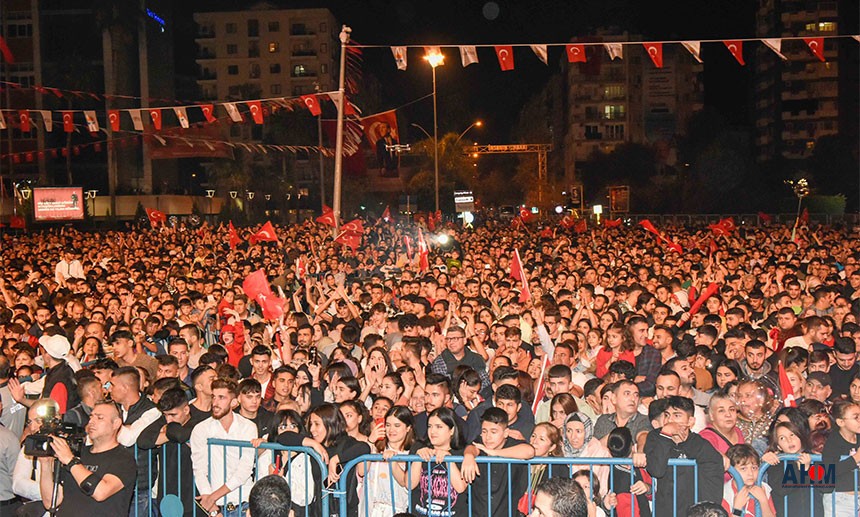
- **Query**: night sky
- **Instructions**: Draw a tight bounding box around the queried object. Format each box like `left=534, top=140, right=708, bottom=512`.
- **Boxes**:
left=180, top=0, right=759, bottom=142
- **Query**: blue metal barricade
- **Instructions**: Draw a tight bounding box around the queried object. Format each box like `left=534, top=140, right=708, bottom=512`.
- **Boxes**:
left=336, top=455, right=698, bottom=517
left=131, top=440, right=328, bottom=517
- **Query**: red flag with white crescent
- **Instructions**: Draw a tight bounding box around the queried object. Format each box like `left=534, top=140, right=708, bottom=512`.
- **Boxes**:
left=149, top=109, right=162, bottom=130
left=566, top=44, right=586, bottom=63
left=62, top=112, right=74, bottom=132
left=109, top=110, right=120, bottom=131
left=145, top=208, right=167, bottom=228
left=574, top=219, right=587, bottom=233
left=18, top=111, right=31, bottom=132
left=296, top=256, right=307, bottom=281
left=315, top=211, right=337, bottom=227
left=247, top=101, right=264, bottom=124
left=341, top=219, right=364, bottom=234
left=643, top=42, right=663, bottom=68
left=228, top=221, right=243, bottom=249
left=243, top=269, right=285, bottom=321
left=417, top=228, right=430, bottom=272
left=510, top=248, right=531, bottom=303
left=723, top=40, right=745, bottom=65
left=778, top=362, right=796, bottom=407
left=559, top=214, right=574, bottom=229
left=495, top=46, right=515, bottom=71
left=804, top=38, right=825, bottom=62
left=200, top=104, right=216, bottom=123
left=300, top=95, right=321, bottom=116
left=249, top=221, right=279, bottom=244
left=380, top=205, right=391, bottom=223
left=604, top=218, right=622, bottom=228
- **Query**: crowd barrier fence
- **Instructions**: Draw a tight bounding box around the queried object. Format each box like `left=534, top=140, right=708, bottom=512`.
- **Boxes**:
left=116, top=443, right=860, bottom=517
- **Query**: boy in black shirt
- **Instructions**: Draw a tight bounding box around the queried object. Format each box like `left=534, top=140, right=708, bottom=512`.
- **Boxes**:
left=644, top=396, right=724, bottom=515
left=461, top=407, right=535, bottom=517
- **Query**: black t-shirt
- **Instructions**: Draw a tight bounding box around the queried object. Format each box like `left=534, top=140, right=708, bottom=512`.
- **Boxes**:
left=409, top=442, right=467, bottom=517
left=57, top=444, right=137, bottom=517
left=469, top=437, right=528, bottom=517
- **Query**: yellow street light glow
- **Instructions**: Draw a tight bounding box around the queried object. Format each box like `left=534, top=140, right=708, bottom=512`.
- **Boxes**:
left=424, top=52, right=444, bottom=68
left=475, top=121, right=482, bottom=127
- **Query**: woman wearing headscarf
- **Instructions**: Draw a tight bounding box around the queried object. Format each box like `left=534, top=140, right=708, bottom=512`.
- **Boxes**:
left=561, top=412, right=611, bottom=497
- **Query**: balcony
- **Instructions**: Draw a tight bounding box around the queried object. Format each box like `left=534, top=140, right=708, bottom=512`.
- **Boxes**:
left=199, top=72, right=217, bottom=81
left=291, top=72, right=317, bottom=78
left=196, top=28, right=215, bottom=39
left=291, top=25, right=315, bottom=36
left=197, top=49, right=215, bottom=60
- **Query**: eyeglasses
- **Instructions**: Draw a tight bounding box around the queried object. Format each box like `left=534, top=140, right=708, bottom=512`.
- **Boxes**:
left=445, top=336, right=465, bottom=342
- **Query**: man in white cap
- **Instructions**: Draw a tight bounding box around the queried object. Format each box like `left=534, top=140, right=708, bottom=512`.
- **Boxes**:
left=8, top=333, right=79, bottom=415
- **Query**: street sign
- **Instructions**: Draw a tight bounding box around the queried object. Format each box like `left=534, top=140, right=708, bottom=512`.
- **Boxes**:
left=454, top=190, right=475, bottom=213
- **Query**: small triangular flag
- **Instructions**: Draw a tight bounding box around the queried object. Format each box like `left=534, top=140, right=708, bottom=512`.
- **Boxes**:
left=566, top=44, right=587, bottom=63
left=37, top=110, right=53, bottom=132
left=129, top=110, right=144, bottom=131
left=84, top=110, right=99, bottom=133
left=724, top=40, right=745, bottom=65
left=762, top=39, right=788, bottom=60
left=681, top=41, right=703, bottom=63
left=224, top=102, right=243, bottom=123
left=643, top=42, right=663, bottom=68
left=460, top=46, right=479, bottom=67
left=391, top=46, right=407, bottom=70
left=530, top=45, right=548, bottom=65
left=173, top=107, right=189, bottom=128
left=804, top=37, right=825, bottom=62
left=604, top=43, right=623, bottom=60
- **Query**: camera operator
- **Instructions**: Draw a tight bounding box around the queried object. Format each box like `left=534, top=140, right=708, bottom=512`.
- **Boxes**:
left=37, top=401, right=136, bottom=516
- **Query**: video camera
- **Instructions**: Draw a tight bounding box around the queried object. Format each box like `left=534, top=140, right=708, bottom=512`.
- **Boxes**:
left=24, top=419, right=86, bottom=458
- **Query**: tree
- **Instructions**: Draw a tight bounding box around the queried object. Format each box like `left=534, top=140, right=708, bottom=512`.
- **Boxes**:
left=406, top=132, right=477, bottom=212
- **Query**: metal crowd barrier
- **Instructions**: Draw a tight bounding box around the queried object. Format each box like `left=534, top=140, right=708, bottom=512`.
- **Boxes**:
left=336, top=455, right=698, bottom=517
left=130, top=440, right=329, bottom=517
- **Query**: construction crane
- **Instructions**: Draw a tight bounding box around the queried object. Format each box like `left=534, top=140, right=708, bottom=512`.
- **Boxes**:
left=464, top=144, right=553, bottom=207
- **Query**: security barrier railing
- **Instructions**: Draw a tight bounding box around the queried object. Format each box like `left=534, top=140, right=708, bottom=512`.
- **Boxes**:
left=130, top=440, right=329, bottom=517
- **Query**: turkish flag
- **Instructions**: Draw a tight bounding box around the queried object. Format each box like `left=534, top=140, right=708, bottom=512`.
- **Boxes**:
left=315, top=210, right=337, bottom=227
left=804, top=37, right=825, bottom=62
left=249, top=221, right=278, bottom=244
left=708, top=220, right=731, bottom=236
left=336, top=230, right=362, bottom=251
left=708, top=239, right=718, bottom=256
left=62, top=112, right=74, bottom=132
left=145, top=208, right=167, bottom=227
left=566, top=44, right=586, bottom=63
left=676, top=282, right=719, bottom=327
left=639, top=219, right=662, bottom=241
left=247, top=101, right=264, bottom=124
left=495, top=46, right=514, bottom=71
left=228, top=221, right=243, bottom=249
left=200, top=104, right=216, bottom=123
left=417, top=227, right=430, bottom=272
left=149, top=109, right=162, bottom=130
left=512, top=217, right=525, bottom=230
left=519, top=207, right=535, bottom=224
left=800, top=208, right=809, bottom=225
left=643, top=42, right=663, bottom=68
left=380, top=205, right=391, bottom=223
left=758, top=212, right=772, bottom=223
left=403, top=235, right=413, bottom=259
left=510, top=248, right=531, bottom=303
left=10, top=215, right=25, bottom=229
left=559, top=214, right=575, bottom=229
left=778, top=362, right=797, bottom=408
left=574, top=219, right=587, bottom=233
left=539, top=227, right=553, bottom=239
left=108, top=110, right=120, bottom=131
left=300, top=95, right=321, bottom=116
left=723, top=40, right=745, bottom=65
left=18, top=111, right=31, bottom=132
left=341, top=219, right=364, bottom=234
left=296, top=256, right=307, bottom=280
left=243, top=269, right=285, bottom=321
left=604, top=218, right=622, bottom=228
left=720, top=217, right=736, bottom=232
left=0, top=35, right=14, bottom=63
left=427, top=212, right=436, bottom=232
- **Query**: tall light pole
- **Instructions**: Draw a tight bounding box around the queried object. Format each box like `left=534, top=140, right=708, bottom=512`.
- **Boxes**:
left=456, top=120, right=482, bottom=144
left=424, top=50, right=444, bottom=213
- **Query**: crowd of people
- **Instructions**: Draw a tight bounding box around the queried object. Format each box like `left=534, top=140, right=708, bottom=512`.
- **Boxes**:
left=0, top=215, right=859, bottom=517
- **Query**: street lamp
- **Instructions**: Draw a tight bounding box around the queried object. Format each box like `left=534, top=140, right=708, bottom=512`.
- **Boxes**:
left=456, top=120, right=482, bottom=144
left=424, top=49, right=444, bottom=213
left=205, top=189, right=215, bottom=220
left=85, top=189, right=98, bottom=218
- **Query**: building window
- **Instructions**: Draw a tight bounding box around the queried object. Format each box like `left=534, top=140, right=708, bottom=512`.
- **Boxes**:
left=320, top=22, right=327, bottom=33
left=320, top=43, right=327, bottom=54
left=604, top=105, right=625, bottom=120
left=227, top=44, right=238, bottom=55
left=226, top=23, right=237, bottom=34
left=249, top=41, right=260, bottom=57
left=603, top=85, right=625, bottom=99
left=249, top=64, right=261, bottom=79
left=291, top=23, right=307, bottom=35
left=7, top=24, right=33, bottom=38
left=818, top=22, right=835, bottom=32
left=292, top=86, right=304, bottom=95
left=606, top=124, right=625, bottom=140
left=227, top=65, right=239, bottom=75
left=271, top=84, right=282, bottom=94
left=293, top=64, right=307, bottom=76
left=228, top=85, right=241, bottom=97
left=806, top=140, right=815, bottom=150
left=584, top=125, right=600, bottom=139
left=248, top=19, right=259, bottom=37
left=268, top=21, right=280, bottom=32
left=270, top=63, right=281, bottom=74
left=268, top=42, right=279, bottom=53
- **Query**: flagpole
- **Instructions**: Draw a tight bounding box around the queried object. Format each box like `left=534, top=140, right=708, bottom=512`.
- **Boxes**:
left=332, top=25, right=351, bottom=236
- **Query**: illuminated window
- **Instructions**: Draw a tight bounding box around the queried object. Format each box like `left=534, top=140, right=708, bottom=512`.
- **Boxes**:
left=818, top=22, right=835, bottom=32
left=293, top=64, right=307, bottom=76
left=806, top=140, right=815, bottom=150
left=268, top=42, right=279, bottom=53
left=604, top=105, right=625, bottom=120
left=805, top=23, right=816, bottom=31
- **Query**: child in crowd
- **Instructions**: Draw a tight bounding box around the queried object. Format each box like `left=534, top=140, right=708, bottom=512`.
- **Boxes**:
left=722, top=444, right=775, bottom=517
left=602, top=427, right=652, bottom=517
left=821, top=400, right=860, bottom=517
left=762, top=420, right=823, bottom=517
